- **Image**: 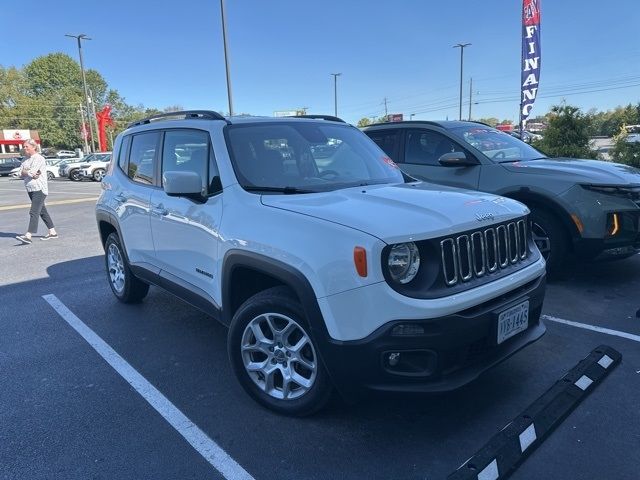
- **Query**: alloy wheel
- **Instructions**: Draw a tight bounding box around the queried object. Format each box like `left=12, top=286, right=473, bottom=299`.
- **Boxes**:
left=241, top=312, right=318, bottom=400
left=107, top=243, right=125, bottom=293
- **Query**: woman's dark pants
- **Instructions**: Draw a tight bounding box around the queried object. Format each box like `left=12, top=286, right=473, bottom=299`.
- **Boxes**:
left=27, top=190, right=54, bottom=234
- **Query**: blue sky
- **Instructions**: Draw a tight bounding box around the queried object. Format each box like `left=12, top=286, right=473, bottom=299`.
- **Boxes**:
left=4, top=0, right=640, bottom=125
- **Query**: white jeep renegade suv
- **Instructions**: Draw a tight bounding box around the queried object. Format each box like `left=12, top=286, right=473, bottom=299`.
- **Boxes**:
left=96, top=111, right=547, bottom=415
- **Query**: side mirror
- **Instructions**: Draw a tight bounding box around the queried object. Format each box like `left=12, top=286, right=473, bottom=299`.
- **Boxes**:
left=163, top=171, right=204, bottom=200
left=438, top=151, right=478, bottom=167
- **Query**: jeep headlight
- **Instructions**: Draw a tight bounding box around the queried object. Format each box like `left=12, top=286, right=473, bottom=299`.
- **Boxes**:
left=387, top=242, right=420, bottom=284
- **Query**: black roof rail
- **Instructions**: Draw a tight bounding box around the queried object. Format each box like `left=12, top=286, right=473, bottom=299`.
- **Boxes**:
left=286, top=114, right=346, bottom=123
left=366, top=120, right=443, bottom=128
left=127, top=110, right=230, bottom=128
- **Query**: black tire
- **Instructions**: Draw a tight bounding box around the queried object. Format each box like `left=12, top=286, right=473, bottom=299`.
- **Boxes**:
left=93, top=169, right=105, bottom=181
left=530, top=208, right=569, bottom=275
left=69, top=169, right=81, bottom=181
left=104, top=233, right=149, bottom=303
left=228, top=286, right=333, bottom=416
left=47, top=171, right=54, bottom=180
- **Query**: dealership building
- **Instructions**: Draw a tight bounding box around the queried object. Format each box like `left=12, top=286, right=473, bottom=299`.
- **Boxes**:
left=0, top=129, right=40, bottom=157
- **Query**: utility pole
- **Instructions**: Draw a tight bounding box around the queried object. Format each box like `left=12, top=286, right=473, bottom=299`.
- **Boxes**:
left=89, top=88, right=100, bottom=151
left=78, top=103, right=89, bottom=155
left=66, top=33, right=95, bottom=152
left=220, top=0, right=234, bottom=116
left=331, top=73, right=341, bottom=117
left=383, top=97, right=388, bottom=117
left=453, top=43, right=471, bottom=121
left=468, top=77, right=473, bottom=121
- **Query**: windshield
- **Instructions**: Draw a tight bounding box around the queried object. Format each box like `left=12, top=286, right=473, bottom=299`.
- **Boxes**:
left=226, top=122, right=405, bottom=192
left=450, top=126, right=545, bottom=162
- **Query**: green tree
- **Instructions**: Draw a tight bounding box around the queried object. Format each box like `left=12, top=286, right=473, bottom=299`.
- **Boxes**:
left=1, top=53, right=222, bottom=149
left=611, top=126, right=640, bottom=167
left=357, top=117, right=371, bottom=127
left=476, top=117, right=499, bottom=127
left=14, top=53, right=104, bottom=148
left=531, top=104, right=596, bottom=159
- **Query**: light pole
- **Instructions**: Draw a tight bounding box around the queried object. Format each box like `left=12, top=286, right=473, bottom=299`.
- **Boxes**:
left=66, top=33, right=95, bottom=153
left=453, top=43, right=471, bottom=121
left=468, top=77, right=473, bottom=121
left=331, top=73, right=341, bottom=117
left=220, top=0, right=234, bottom=116
left=410, top=113, right=416, bottom=120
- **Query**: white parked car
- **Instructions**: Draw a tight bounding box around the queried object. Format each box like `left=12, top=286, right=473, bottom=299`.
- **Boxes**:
left=79, top=152, right=112, bottom=181
left=56, top=150, right=77, bottom=159
left=96, top=111, right=547, bottom=415
left=59, top=153, right=110, bottom=181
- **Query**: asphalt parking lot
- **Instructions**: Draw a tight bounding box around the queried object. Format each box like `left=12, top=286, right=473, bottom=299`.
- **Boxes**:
left=1, top=176, right=639, bottom=480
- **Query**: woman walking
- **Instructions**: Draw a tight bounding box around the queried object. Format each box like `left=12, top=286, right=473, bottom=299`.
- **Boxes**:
left=15, top=139, right=58, bottom=245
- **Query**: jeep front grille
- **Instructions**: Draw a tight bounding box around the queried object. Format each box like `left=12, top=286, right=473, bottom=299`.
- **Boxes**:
left=441, top=219, right=528, bottom=286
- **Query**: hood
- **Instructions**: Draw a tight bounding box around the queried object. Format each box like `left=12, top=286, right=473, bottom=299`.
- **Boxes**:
left=502, top=158, right=640, bottom=185
left=260, top=182, right=528, bottom=244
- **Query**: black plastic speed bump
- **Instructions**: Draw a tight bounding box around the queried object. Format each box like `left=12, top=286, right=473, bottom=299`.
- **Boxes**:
left=448, top=345, right=621, bottom=480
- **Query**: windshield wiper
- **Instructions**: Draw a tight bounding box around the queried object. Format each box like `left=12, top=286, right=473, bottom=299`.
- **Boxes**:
left=243, top=186, right=315, bottom=194
left=498, top=156, right=548, bottom=163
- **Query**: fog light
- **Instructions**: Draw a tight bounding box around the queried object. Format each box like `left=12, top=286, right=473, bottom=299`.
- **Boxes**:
left=387, top=352, right=401, bottom=366
left=382, top=350, right=437, bottom=376
left=391, top=324, right=425, bottom=336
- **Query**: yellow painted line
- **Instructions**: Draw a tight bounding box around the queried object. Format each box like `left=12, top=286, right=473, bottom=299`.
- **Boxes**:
left=0, top=197, right=99, bottom=211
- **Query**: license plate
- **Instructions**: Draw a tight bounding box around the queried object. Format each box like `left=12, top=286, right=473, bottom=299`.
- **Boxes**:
left=497, top=300, right=529, bottom=344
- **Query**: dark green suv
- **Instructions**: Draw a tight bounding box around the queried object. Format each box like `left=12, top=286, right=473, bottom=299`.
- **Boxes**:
left=363, top=121, right=640, bottom=273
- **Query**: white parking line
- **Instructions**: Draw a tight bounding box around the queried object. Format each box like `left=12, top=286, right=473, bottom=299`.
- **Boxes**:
left=42, top=294, right=255, bottom=480
left=543, top=314, right=640, bottom=343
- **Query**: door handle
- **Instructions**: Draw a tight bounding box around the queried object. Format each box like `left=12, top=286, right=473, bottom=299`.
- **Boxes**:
left=151, top=204, right=168, bottom=216
left=114, top=193, right=126, bottom=203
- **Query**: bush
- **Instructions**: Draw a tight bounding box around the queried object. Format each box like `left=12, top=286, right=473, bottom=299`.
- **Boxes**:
left=530, top=104, right=597, bottom=159
left=611, top=127, right=640, bottom=168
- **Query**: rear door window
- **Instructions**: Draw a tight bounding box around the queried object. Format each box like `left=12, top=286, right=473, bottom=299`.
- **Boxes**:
left=366, top=130, right=401, bottom=162
left=128, top=132, right=160, bottom=185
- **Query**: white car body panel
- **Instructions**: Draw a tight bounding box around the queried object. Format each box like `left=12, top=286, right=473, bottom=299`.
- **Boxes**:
left=113, top=182, right=155, bottom=265
left=149, top=189, right=224, bottom=298
left=318, top=257, right=545, bottom=341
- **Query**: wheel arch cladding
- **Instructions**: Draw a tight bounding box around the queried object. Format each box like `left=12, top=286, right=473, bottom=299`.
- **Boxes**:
left=221, top=250, right=328, bottom=337
left=502, top=190, right=579, bottom=241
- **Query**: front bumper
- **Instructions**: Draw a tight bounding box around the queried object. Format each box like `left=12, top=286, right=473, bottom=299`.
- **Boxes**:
left=317, top=273, right=546, bottom=397
left=562, top=185, right=640, bottom=259
left=573, top=210, right=640, bottom=260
